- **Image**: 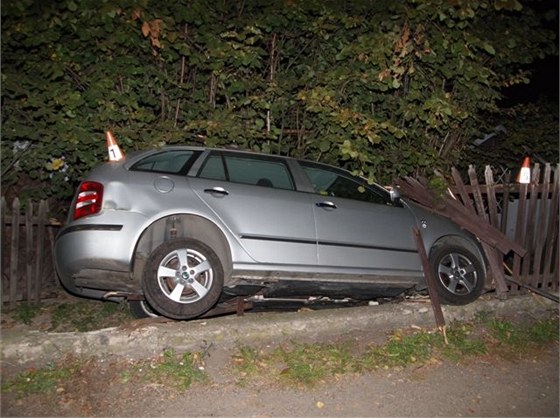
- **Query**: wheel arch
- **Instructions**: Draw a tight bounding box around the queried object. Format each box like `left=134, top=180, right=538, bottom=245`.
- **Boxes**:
left=132, top=214, right=232, bottom=286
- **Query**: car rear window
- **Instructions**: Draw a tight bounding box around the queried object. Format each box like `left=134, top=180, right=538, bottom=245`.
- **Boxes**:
left=130, top=150, right=199, bottom=175
left=197, top=152, right=295, bottom=190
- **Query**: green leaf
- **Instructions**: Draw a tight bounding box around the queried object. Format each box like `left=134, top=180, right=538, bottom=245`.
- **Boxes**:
left=482, top=43, right=495, bottom=55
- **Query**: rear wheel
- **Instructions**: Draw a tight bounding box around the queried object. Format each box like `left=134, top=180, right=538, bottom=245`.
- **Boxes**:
left=142, top=239, right=224, bottom=320
left=429, top=244, right=485, bottom=305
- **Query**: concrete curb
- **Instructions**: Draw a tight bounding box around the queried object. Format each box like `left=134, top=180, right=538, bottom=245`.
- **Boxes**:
left=1, top=294, right=556, bottom=366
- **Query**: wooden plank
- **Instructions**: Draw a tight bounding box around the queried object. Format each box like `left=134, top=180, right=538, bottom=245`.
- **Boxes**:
left=521, top=164, right=541, bottom=282
left=9, top=198, right=20, bottom=309
left=412, top=227, right=445, bottom=328
left=35, top=200, right=47, bottom=301
left=1, top=197, right=6, bottom=306
left=531, top=164, right=551, bottom=288
left=543, top=165, right=559, bottom=289
left=468, top=165, right=488, bottom=221
left=47, top=229, right=60, bottom=288
left=500, top=172, right=512, bottom=235
left=504, top=276, right=559, bottom=303
left=451, top=167, right=475, bottom=212
left=484, top=166, right=500, bottom=229
left=396, top=178, right=526, bottom=256
left=25, top=202, right=34, bottom=302
left=450, top=183, right=551, bottom=195
left=46, top=200, right=61, bottom=288
left=482, top=241, right=508, bottom=297
left=512, top=182, right=528, bottom=282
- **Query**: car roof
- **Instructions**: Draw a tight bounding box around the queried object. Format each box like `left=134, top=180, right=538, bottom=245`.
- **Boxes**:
left=123, top=145, right=300, bottom=168
left=120, top=145, right=372, bottom=186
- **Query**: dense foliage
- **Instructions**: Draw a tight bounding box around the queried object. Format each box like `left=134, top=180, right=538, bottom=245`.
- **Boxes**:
left=2, top=0, right=557, bottom=200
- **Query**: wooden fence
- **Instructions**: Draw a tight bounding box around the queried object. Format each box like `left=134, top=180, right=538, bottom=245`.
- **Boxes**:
left=1, top=197, right=61, bottom=308
left=449, top=163, right=559, bottom=297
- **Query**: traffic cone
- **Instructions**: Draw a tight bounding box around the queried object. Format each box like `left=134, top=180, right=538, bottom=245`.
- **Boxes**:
left=516, top=156, right=531, bottom=184
left=106, top=131, right=124, bottom=162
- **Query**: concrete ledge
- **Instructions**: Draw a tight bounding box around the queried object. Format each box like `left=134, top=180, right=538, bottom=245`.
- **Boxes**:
left=1, top=294, right=556, bottom=366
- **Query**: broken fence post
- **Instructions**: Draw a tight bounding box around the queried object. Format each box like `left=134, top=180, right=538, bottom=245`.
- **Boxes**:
left=412, top=227, right=447, bottom=342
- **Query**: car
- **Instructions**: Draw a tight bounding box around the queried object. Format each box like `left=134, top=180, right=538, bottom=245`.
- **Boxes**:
left=54, top=145, right=487, bottom=320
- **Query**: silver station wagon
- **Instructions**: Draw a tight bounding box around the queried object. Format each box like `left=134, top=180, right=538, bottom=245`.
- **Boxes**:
left=54, top=146, right=487, bottom=319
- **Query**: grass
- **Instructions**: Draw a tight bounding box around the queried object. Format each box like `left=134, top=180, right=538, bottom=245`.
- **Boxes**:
left=1, top=359, right=83, bottom=398
left=5, top=298, right=135, bottom=332
left=2, top=312, right=558, bottom=398
left=232, top=315, right=559, bottom=386
left=121, top=348, right=207, bottom=390
left=8, top=302, right=43, bottom=325
left=48, top=301, right=132, bottom=332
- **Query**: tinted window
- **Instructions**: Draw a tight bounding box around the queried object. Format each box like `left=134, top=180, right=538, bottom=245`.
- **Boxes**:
left=198, top=154, right=226, bottom=180
left=198, top=152, right=295, bottom=191
left=301, top=162, right=387, bottom=205
left=131, top=150, right=198, bottom=174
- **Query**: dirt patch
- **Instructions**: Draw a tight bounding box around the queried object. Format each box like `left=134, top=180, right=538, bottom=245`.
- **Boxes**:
left=2, top=342, right=558, bottom=417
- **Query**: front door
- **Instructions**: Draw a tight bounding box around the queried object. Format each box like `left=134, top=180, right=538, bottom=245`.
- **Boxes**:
left=301, top=161, right=421, bottom=275
left=190, top=151, right=317, bottom=265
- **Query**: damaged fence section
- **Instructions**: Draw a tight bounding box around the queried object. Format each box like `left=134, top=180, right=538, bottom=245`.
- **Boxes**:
left=397, top=162, right=559, bottom=300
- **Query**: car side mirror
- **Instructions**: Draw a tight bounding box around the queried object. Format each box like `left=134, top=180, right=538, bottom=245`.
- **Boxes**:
left=389, top=187, right=401, bottom=204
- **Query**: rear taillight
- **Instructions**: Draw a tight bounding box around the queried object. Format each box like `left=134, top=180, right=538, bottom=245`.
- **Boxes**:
left=73, top=181, right=104, bottom=220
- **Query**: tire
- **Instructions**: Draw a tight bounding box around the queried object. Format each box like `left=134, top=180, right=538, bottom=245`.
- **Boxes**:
left=429, top=244, right=485, bottom=305
left=142, top=239, right=224, bottom=320
left=129, top=300, right=159, bottom=319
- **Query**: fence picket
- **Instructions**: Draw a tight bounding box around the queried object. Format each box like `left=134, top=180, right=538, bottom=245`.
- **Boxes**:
left=9, top=199, right=20, bottom=309
left=484, top=166, right=500, bottom=229
left=522, top=164, right=541, bottom=282
left=25, top=202, right=34, bottom=302
left=451, top=167, right=475, bottom=212
left=0, top=197, right=5, bottom=305
left=512, top=183, right=528, bottom=285
left=531, top=164, right=551, bottom=287
left=543, top=165, right=559, bottom=288
left=35, top=200, right=47, bottom=302
left=468, top=165, right=488, bottom=221
left=500, top=172, right=512, bottom=235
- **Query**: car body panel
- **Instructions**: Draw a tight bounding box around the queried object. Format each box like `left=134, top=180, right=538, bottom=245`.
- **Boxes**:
left=313, top=196, right=421, bottom=273
left=191, top=177, right=318, bottom=265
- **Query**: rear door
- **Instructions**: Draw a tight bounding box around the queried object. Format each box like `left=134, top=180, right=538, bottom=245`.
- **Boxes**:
left=300, top=161, right=422, bottom=275
left=189, top=151, right=317, bottom=265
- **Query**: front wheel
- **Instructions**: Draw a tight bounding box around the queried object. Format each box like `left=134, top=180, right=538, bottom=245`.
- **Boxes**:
left=142, top=239, right=224, bottom=320
left=429, top=244, right=485, bottom=305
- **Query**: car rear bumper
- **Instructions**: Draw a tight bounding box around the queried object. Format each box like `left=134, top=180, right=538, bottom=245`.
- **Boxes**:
left=54, top=221, right=142, bottom=297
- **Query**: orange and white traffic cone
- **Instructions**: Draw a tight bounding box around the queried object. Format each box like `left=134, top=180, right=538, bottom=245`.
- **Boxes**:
left=106, top=131, right=124, bottom=162
left=516, top=156, right=531, bottom=184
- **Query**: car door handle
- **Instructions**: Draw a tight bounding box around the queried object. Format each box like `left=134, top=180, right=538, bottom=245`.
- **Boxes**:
left=316, top=201, right=337, bottom=209
left=204, top=187, right=229, bottom=196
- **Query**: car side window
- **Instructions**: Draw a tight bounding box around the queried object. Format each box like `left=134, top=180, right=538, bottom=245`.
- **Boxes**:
left=130, top=150, right=198, bottom=175
left=198, top=152, right=295, bottom=191
left=301, top=162, right=388, bottom=205
left=197, top=154, right=227, bottom=180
